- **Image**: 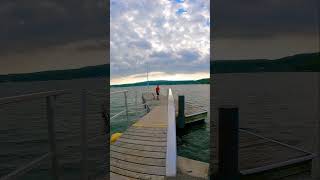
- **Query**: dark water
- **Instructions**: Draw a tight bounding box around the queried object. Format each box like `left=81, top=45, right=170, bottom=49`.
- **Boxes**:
left=0, top=78, right=108, bottom=179
left=110, top=84, right=210, bottom=163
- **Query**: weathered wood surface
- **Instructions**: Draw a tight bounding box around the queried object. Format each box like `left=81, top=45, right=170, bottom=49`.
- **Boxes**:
left=110, top=95, right=168, bottom=179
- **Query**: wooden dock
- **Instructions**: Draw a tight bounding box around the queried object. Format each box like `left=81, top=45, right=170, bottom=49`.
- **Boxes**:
left=142, top=92, right=208, bottom=125
left=210, top=128, right=315, bottom=179
left=110, top=92, right=174, bottom=179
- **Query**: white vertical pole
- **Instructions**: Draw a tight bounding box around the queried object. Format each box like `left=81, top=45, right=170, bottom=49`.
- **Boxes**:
left=46, top=95, right=59, bottom=180
left=124, top=91, right=129, bottom=121
left=81, top=90, right=88, bottom=180
left=312, top=72, right=320, bottom=178
left=135, top=90, right=138, bottom=118
left=166, top=89, right=177, bottom=177
left=147, top=62, right=150, bottom=91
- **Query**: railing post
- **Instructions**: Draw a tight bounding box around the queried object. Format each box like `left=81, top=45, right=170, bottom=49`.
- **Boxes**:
left=177, top=95, right=185, bottom=129
left=135, top=91, right=138, bottom=118
left=216, top=106, right=240, bottom=180
left=46, top=95, right=59, bottom=180
left=312, top=72, right=320, bottom=178
left=81, top=90, right=88, bottom=180
left=166, top=89, right=177, bottom=177
left=124, top=91, right=129, bottom=121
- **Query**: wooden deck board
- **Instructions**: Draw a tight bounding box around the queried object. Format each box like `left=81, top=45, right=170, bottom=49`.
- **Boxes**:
left=111, top=146, right=166, bottom=159
left=113, top=141, right=166, bottom=152
left=111, top=166, right=165, bottom=180
left=111, top=151, right=166, bottom=166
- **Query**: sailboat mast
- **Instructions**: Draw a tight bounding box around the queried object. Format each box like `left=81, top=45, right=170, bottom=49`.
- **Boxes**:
left=147, top=62, right=149, bottom=91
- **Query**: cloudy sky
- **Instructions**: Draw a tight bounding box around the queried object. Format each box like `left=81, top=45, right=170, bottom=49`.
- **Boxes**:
left=110, top=0, right=210, bottom=85
left=0, top=0, right=106, bottom=75
left=212, top=0, right=319, bottom=60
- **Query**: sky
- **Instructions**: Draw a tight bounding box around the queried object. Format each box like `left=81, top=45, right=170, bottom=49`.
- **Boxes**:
left=212, top=0, right=319, bottom=60
left=110, top=0, right=210, bottom=85
left=0, top=0, right=107, bottom=75
left=0, top=0, right=318, bottom=81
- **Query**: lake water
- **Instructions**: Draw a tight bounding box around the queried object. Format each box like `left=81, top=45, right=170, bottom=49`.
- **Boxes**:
left=110, top=84, right=210, bottom=163
left=0, top=81, right=210, bottom=180
left=0, top=78, right=108, bottom=180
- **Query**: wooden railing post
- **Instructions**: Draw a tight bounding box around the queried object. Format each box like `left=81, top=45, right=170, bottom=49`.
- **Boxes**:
left=216, top=106, right=240, bottom=180
left=46, top=95, right=59, bottom=180
left=81, top=90, right=88, bottom=180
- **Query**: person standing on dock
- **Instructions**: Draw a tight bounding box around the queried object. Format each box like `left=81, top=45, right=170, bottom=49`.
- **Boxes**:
left=156, top=85, right=160, bottom=100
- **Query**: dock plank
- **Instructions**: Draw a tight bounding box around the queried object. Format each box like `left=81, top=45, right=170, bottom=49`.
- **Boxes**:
left=124, top=131, right=167, bottom=138
left=111, top=166, right=165, bottom=180
left=111, top=151, right=166, bottom=166
left=111, top=146, right=166, bottom=159
left=117, top=137, right=167, bottom=147
left=111, top=158, right=166, bottom=176
left=113, top=141, right=166, bottom=152
left=120, top=134, right=167, bottom=142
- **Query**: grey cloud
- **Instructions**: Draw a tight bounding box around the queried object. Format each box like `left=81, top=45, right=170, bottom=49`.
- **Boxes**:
left=129, top=40, right=152, bottom=49
left=213, top=0, right=319, bottom=39
left=177, top=50, right=200, bottom=62
left=0, top=0, right=106, bottom=54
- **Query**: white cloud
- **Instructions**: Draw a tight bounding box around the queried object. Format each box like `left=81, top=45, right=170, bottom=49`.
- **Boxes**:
left=110, top=0, right=209, bottom=82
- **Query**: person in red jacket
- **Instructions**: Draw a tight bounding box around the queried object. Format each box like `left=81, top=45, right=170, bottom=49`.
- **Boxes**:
left=155, top=85, right=160, bottom=100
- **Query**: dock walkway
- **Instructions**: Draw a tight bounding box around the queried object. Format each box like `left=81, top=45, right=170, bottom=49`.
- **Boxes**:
left=110, top=93, right=172, bottom=179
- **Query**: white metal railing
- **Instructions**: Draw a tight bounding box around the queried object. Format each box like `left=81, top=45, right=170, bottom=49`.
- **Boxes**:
left=0, top=90, right=69, bottom=180
left=110, top=90, right=129, bottom=121
left=166, top=88, right=177, bottom=177
left=0, top=89, right=153, bottom=180
left=110, top=90, right=150, bottom=125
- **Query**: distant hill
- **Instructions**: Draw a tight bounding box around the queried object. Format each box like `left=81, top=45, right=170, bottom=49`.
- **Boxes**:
left=111, top=78, right=209, bottom=87
left=212, top=52, right=320, bottom=73
left=1, top=52, right=318, bottom=83
left=0, top=64, right=109, bottom=83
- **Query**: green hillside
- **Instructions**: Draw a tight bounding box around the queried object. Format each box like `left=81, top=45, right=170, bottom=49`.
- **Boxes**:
left=212, top=52, right=320, bottom=73
left=0, top=64, right=109, bottom=83
left=111, top=78, right=209, bottom=87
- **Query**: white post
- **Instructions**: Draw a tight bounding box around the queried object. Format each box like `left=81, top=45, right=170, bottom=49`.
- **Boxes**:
left=124, top=91, right=129, bottom=121
left=147, top=62, right=150, bottom=91
left=312, top=72, right=320, bottom=178
left=135, top=90, right=138, bottom=118
left=166, top=89, right=177, bottom=177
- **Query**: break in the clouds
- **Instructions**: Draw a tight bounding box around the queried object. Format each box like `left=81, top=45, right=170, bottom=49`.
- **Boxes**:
left=110, top=0, right=210, bottom=85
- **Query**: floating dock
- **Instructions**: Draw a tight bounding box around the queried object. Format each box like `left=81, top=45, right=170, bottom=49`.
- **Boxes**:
left=210, top=127, right=315, bottom=179
left=142, top=92, right=208, bottom=125
left=110, top=90, right=176, bottom=179
left=110, top=90, right=208, bottom=179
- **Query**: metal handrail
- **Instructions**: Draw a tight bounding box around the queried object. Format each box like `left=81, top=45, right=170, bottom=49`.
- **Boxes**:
left=110, top=110, right=127, bottom=120
left=110, top=90, right=128, bottom=95
left=0, top=90, right=67, bottom=180
left=166, top=88, right=177, bottom=177
left=0, top=90, right=68, bottom=105
left=0, top=153, right=50, bottom=180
